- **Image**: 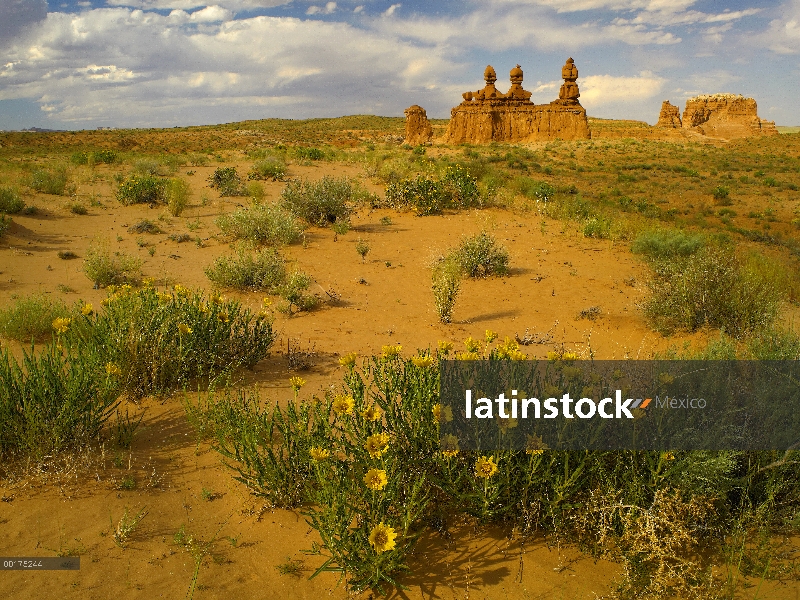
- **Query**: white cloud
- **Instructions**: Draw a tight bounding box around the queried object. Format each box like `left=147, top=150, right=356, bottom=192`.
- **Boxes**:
left=189, top=5, right=233, bottom=21
left=0, top=8, right=460, bottom=126
left=578, top=72, right=665, bottom=106
left=105, top=0, right=292, bottom=10
left=307, top=2, right=337, bottom=15
left=354, top=5, right=364, bottom=13
left=385, top=4, right=401, bottom=16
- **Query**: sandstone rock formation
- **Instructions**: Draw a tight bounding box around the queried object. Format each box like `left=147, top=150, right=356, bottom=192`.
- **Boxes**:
left=681, top=94, right=778, bottom=138
left=404, top=105, right=433, bottom=145
left=656, top=100, right=682, bottom=128
left=445, top=60, right=591, bottom=144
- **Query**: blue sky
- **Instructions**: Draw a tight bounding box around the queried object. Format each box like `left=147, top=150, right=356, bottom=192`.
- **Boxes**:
left=0, top=0, right=798, bottom=130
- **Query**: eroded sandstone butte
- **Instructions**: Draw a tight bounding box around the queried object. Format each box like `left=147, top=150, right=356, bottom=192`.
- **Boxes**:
left=656, top=100, right=682, bottom=128
left=682, top=94, right=778, bottom=138
left=403, top=105, right=433, bottom=146
left=443, top=60, right=590, bottom=144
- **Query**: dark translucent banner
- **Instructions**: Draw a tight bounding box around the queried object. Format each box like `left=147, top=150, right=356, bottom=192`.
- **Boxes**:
left=439, top=360, right=800, bottom=451
left=0, top=557, right=80, bottom=570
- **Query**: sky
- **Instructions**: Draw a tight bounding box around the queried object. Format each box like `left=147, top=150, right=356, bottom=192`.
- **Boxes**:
left=0, top=0, right=799, bottom=130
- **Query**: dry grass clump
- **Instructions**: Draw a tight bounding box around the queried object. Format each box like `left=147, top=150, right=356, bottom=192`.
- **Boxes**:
left=0, top=187, right=25, bottom=214
left=29, top=166, right=73, bottom=196
left=280, top=176, right=366, bottom=226
left=450, top=231, right=509, bottom=278
left=0, top=294, right=74, bottom=342
left=215, top=202, right=302, bottom=246
left=205, top=247, right=287, bottom=291
left=83, top=241, right=142, bottom=288
left=431, top=256, right=460, bottom=324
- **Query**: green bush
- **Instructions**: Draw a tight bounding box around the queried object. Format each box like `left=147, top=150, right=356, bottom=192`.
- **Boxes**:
left=0, top=294, right=74, bottom=342
left=30, top=167, right=70, bottom=195
left=117, top=174, right=167, bottom=205
left=94, top=150, right=117, bottom=164
left=205, top=247, right=287, bottom=291
left=631, top=228, right=705, bottom=261
left=216, top=203, right=302, bottom=246
left=712, top=185, right=730, bottom=203
left=128, top=219, right=160, bottom=234
left=83, top=242, right=142, bottom=287
left=450, top=231, right=509, bottom=278
left=431, top=256, right=461, bottom=323
left=278, top=270, right=317, bottom=314
left=0, top=215, right=9, bottom=238
left=280, top=176, right=354, bottom=226
left=166, top=178, right=191, bottom=216
left=643, top=245, right=782, bottom=336
left=0, top=343, right=118, bottom=461
left=385, top=176, right=446, bottom=215
left=209, top=167, right=246, bottom=197
left=248, top=157, right=286, bottom=181
left=0, top=187, right=25, bottom=214
left=294, top=147, right=325, bottom=161
left=582, top=217, right=611, bottom=239
left=67, top=285, right=275, bottom=398
left=385, top=166, right=481, bottom=215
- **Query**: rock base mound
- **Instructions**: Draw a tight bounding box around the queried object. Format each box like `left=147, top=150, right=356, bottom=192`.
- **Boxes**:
left=681, top=94, right=778, bottom=138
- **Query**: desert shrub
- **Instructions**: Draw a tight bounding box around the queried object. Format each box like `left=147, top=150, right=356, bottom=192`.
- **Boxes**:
left=631, top=228, right=705, bottom=261
left=117, top=174, right=167, bottom=205
left=133, top=159, right=162, bottom=176
left=440, top=164, right=481, bottom=208
left=385, top=167, right=481, bottom=215
left=450, top=231, right=509, bottom=278
left=515, top=178, right=555, bottom=203
left=83, top=242, right=142, bottom=287
left=582, top=216, right=611, bottom=239
left=166, top=178, right=191, bottom=216
left=67, top=285, right=275, bottom=397
left=0, top=216, right=8, bottom=237
left=71, top=152, right=89, bottom=165
left=712, top=185, right=731, bottom=204
left=94, top=150, right=117, bottom=164
left=385, top=175, right=446, bottom=215
left=215, top=203, right=302, bottom=246
left=246, top=180, right=265, bottom=202
left=294, top=147, right=324, bottom=161
left=280, top=176, right=354, bottom=225
left=209, top=166, right=246, bottom=197
left=0, top=294, right=73, bottom=342
left=0, top=187, right=25, bottom=214
left=128, top=219, right=160, bottom=234
left=643, top=245, right=782, bottom=336
left=205, top=247, right=287, bottom=291
left=0, top=343, right=118, bottom=461
left=248, top=157, right=287, bottom=181
left=30, top=167, right=70, bottom=195
left=431, top=256, right=461, bottom=323
left=278, top=270, right=318, bottom=314
left=192, top=344, right=800, bottom=597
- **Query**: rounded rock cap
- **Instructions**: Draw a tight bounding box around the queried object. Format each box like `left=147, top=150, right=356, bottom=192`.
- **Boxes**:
left=484, top=65, right=497, bottom=82
left=510, top=64, right=523, bottom=81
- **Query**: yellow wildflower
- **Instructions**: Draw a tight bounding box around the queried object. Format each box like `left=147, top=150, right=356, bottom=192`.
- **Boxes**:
left=289, top=376, right=306, bottom=392
left=142, top=277, right=155, bottom=287
left=475, top=455, right=498, bottom=479
left=441, top=433, right=459, bottom=457
left=562, top=352, right=578, bottom=361
left=525, top=434, right=548, bottom=455
left=368, top=522, right=397, bottom=554
left=217, top=312, right=229, bottom=323
left=105, top=363, right=122, bottom=377
left=332, top=395, right=355, bottom=416
left=498, top=417, right=518, bottom=433
left=464, top=336, right=481, bottom=354
left=437, top=340, right=453, bottom=355
left=361, top=405, right=382, bottom=422
left=365, top=432, right=390, bottom=458
left=81, top=303, right=94, bottom=316
left=52, top=317, right=71, bottom=334
left=364, top=468, right=388, bottom=491
left=547, top=350, right=561, bottom=361
left=485, top=329, right=498, bottom=343
left=456, top=351, right=480, bottom=361
left=662, top=451, right=675, bottom=461
left=381, top=344, right=402, bottom=359
left=177, top=323, right=192, bottom=335
left=432, top=404, right=453, bottom=424
left=411, top=355, right=434, bottom=368
left=174, top=284, right=189, bottom=297
left=338, top=352, right=358, bottom=368
left=209, top=293, right=224, bottom=305
left=310, top=447, right=330, bottom=461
